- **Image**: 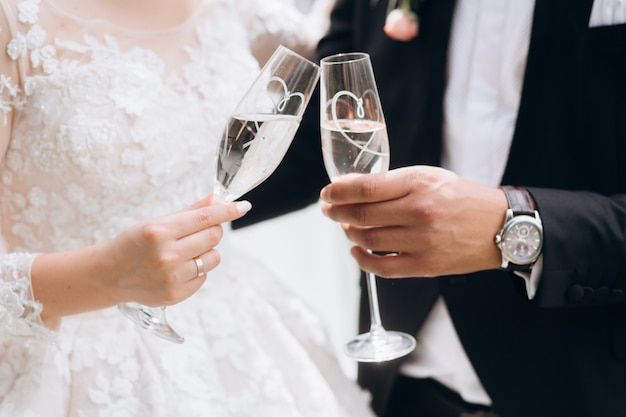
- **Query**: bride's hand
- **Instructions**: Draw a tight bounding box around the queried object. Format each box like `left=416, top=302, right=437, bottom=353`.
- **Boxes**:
left=31, top=196, right=251, bottom=324
left=106, top=195, right=251, bottom=307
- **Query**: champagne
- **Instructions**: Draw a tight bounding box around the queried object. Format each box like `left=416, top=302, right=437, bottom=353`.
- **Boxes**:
left=321, top=119, right=390, bottom=181
left=216, top=113, right=301, bottom=201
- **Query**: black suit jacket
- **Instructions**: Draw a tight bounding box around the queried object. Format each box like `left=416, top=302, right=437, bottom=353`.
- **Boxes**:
left=237, top=1, right=626, bottom=416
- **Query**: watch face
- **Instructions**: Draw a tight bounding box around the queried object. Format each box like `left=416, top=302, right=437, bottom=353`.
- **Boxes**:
left=502, top=215, right=543, bottom=264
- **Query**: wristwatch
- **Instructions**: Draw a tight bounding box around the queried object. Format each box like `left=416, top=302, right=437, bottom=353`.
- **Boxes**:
left=495, top=186, right=543, bottom=271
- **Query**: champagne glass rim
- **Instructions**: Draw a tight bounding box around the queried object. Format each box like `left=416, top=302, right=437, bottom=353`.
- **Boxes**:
left=273, top=44, right=320, bottom=68
left=321, top=52, right=370, bottom=65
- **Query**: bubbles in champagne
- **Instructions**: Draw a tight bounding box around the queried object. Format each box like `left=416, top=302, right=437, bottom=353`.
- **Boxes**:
left=321, top=119, right=390, bottom=181
left=215, top=113, right=301, bottom=201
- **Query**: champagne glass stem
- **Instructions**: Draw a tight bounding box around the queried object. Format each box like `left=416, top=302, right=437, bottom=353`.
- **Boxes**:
left=344, top=255, right=416, bottom=362
left=212, top=185, right=235, bottom=203
left=366, top=270, right=386, bottom=336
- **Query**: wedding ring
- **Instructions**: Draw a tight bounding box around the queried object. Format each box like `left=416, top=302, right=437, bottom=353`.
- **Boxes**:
left=193, top=256, right=206, bottom=279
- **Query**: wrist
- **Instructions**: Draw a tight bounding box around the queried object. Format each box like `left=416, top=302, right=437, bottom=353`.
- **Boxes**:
left=486, top=186, right=510, bottom=270
left=464, top=182, right=509, bottom=273
left=31, top=245, right=121, bottom=322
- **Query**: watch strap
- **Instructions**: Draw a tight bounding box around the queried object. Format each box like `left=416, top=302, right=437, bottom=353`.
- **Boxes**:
left=498, top=186, right=542, bottom=271
left=500, top=185, right=536, bottom=216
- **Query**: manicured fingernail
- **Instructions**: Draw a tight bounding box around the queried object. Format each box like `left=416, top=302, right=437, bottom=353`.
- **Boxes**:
left=236, top=201, right=252, bottom=213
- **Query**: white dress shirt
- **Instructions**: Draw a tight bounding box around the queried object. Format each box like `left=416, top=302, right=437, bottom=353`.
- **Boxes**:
left=589, top=0, right=626, bottom=27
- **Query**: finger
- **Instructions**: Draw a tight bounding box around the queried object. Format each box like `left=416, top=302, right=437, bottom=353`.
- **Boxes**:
left=186, top=250, right=221, bottom=281
left=172, top=214, right=231, bottom=287
left=320, top=172, right=392, bottom=204
left=321, top=196, right=415, bottom=227
left=167, top=252, right=216, bottom=304
left=179, top=250, right=220, bottom=299
left=320, top=168, right=415, bottom=204
left=320, top=200, right=383, bottom=226
left=167, top=200, right=252, bottom=239
left=350, top=246, right=428, bottom=278
left=184, top=193, right=237, bottom=211
left=341, top=224, right=422, bottom=254
left=176, top=224, right=224, bottom=268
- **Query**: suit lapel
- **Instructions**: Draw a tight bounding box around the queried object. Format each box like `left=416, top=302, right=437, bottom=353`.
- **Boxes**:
left=502, top=0, right=595, bottom=186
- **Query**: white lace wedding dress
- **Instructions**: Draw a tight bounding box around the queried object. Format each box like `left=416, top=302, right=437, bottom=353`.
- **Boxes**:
left=0, top=0, right=374, bottom=416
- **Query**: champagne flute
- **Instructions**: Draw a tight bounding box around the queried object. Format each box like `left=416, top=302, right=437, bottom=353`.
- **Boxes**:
left=213, top=46, right=320, bottom=202
left=320, top=52, right=416, bottom=362
left=119, top=46, right=321, bottom=343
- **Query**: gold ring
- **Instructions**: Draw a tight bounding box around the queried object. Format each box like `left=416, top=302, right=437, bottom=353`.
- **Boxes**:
left=193, top=256, right=205, bottom=278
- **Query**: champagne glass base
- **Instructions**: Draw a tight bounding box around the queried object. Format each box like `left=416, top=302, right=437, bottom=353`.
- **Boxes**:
left=345, top=330, right=416, bottom=362
left=118, top=303, right=184, bottom=344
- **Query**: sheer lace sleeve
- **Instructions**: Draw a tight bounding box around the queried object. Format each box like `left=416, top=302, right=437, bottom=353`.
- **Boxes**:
left=0, top=0, right=24, bottom=158
left=239, top=0, right=333, bottom=64
left=0, top=253, right=53, bottom=338
left=0, top=2, right=51, bottom=340
left=0, top=70, right=20, bottom=154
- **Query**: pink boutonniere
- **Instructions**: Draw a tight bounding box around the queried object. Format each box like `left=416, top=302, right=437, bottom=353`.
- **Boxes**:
left=382, top=0, right=427, bottom=42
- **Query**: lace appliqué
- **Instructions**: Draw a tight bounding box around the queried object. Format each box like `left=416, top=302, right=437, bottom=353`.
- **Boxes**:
left=3, top=0, right=48, bottom=126
left=0, top=75, right=22, bottom=126
left=1, top=0, right=234, bottom=254
left=0, top=253, right=52, bottom=339
left=7, top=0, right=57, bottom=74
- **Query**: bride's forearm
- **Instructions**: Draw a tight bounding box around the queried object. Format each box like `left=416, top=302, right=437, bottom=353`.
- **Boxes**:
left=28, top=199, right=251, bottom=327
left=30, top=244, right=119, bottom=327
